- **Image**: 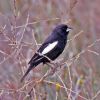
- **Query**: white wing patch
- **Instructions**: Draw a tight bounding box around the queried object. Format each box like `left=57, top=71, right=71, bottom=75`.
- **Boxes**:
left=42, top=41, right=58, bottom=55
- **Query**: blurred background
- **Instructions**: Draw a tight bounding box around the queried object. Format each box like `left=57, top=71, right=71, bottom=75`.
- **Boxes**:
left=0, top=0, right=100, bottom=100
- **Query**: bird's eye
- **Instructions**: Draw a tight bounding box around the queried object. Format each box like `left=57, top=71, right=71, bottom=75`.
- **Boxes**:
left=66, top=27, right=72, bottom=32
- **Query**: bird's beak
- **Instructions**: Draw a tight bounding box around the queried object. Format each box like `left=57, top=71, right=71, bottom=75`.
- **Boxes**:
left=66, top=27, right=72, bottom=32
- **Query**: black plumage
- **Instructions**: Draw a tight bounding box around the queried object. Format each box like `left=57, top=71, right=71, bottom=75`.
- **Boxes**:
left=21, top=24, right=71, bottom=82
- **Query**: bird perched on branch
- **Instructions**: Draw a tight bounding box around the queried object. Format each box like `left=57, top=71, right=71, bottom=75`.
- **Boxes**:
left=21, top=24, right=72, bottom=82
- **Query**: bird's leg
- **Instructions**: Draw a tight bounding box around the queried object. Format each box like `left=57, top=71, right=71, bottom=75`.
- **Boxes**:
left=46, top=62, right=55, bottom=69
left=49, top=61, right=61, bottom=69
left=37, top=62, right=60, bottom=83
left=46, top=62, right=58, bottom=75
left=36, top=62, right=56, bottom=83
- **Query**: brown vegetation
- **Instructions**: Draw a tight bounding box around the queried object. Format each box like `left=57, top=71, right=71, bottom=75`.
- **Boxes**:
left=0, top=0, right=100, bottom=100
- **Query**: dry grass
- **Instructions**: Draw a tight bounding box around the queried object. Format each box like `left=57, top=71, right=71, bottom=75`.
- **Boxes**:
left=0, top=0, right=100, bottom=100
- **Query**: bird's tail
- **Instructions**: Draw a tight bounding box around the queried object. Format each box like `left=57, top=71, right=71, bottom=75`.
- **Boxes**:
left=20, top=65, right=33, bottom=82
left=20, top=57, right=43, bottom=82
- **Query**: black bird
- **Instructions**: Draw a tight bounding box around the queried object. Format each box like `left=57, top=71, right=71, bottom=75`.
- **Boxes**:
left=21, top=24, right=71, bottom=82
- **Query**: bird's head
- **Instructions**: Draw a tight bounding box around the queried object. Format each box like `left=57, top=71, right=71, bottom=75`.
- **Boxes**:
left=53, top=24, right=72, bottom=37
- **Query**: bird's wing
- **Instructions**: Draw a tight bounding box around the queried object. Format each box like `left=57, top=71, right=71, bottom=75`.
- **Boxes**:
left=28, top=40, right=58, bottom=64
left=28, top=33, right=58, bottom=64
left=37, top=33, right=58, bottom=53
left=41, top=41, right=58, bottom=55
left=28, top=43, right=49, bottom=64
left=28, top=53, right=41, bottom=66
